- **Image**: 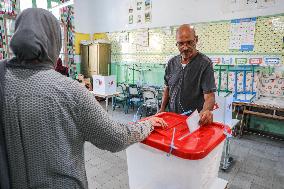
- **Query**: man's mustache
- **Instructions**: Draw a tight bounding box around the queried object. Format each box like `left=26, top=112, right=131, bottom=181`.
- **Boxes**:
left=181, top=50, right=191, bottom=54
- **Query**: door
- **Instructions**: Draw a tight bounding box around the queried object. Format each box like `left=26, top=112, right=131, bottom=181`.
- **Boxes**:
left=89, top=44, right=98, bottom=76
left=98, top=43, right=110, bottom=76
left=80, top=45, right=89, bottom=76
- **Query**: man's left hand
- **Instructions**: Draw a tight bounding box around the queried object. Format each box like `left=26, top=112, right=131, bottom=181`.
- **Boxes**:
left=199, top=110, right=213, bottom=126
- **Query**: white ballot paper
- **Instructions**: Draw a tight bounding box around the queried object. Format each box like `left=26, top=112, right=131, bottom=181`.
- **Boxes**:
left=186, top=110, right=200, bottom=133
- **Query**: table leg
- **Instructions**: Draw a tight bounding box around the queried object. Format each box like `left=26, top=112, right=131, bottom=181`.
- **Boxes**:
left=221, top=138, right=233, bottom=170
left=112, top=96, right=114, bottom=110
left=106, top=97, right=109, bottom=112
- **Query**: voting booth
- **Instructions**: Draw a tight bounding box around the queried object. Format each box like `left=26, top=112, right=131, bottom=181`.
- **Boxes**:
left=92, top=75, right=116, bottom=95
left=213, top=92, right=234, bottom=125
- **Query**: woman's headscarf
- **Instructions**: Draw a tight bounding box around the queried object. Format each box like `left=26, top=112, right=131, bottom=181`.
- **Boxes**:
left=9, top=8, right=62, bottom=68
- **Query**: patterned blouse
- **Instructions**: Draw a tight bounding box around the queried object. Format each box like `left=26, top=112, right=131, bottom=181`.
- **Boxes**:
left=4, top=67, right=153, bottom=189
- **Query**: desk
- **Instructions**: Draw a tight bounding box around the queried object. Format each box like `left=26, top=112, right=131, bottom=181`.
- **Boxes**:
left=92, top=92, right=120, bottom=112
left=233, top=101, right=284, bottom=138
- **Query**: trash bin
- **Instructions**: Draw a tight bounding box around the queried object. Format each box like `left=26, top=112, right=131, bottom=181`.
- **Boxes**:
left=127, top=112, right=230, bottom=189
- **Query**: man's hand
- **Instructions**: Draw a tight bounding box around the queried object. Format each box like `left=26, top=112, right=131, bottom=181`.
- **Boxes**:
left=148, top=117, right=168, bottom=128
left=199, top=110, right=213, bottom=126
left=157, top=108, right=166, bottom=114
left=157, top=86, right=169, bottom=114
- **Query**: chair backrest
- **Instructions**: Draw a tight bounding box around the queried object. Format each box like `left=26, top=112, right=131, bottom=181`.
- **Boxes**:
left=117, top=85, right=127, bottom=98
left=120, top=83, right=127, bottom=91
left=129, top=86, right=139, bottom=95
left=117, top=85, right=124, bottom=93
left=148, top=87, right=156, bottom=93
left=142, top=90, right=157, bottom=105
left=142, top=90, right=155, bottom=100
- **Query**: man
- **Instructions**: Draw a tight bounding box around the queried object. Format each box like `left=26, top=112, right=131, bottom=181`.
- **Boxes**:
left=159, top=24, right=216, bottom=125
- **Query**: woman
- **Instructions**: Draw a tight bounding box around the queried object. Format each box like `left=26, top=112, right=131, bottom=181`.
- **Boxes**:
left=1, top=8, right=166, bottom=189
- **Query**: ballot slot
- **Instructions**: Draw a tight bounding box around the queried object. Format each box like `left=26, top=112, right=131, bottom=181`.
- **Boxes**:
left=154, top=112, right=203, bottom=141
left=155, top=113, right=185, bottom=130
left=155, top=123, right=188, bottom=138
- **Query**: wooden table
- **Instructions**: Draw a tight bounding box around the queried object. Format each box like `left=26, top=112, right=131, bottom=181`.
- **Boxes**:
left=233, top=101, right=284, bottom=138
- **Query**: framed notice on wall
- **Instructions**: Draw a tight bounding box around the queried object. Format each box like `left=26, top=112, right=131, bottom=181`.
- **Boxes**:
left=134, top=29, right=149, bottom=47
left=128, top=0, right=152, bottom=25
left=229, top=17, right=256, bottom=51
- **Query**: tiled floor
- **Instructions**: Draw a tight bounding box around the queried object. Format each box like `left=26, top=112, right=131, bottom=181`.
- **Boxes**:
left=84, top=103, right=284, bottom=189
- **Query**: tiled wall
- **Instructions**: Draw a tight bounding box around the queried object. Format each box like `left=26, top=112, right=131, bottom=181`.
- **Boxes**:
left=214, top=70, right=284, bottom=96
left=107, top=14, right=284, bottom=97
left=257, top=71, right=284, bottom=97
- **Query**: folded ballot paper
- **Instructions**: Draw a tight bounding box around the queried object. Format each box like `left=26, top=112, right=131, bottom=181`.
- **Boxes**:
left=186, top=110, right=200, bottom=133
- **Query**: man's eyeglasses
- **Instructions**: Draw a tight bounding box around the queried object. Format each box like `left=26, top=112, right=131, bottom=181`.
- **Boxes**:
left=176, top=40, right=195, bottom=47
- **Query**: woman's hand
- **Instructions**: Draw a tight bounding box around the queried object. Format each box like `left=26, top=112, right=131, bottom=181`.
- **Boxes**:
left=148, top=117, right=168, bottom=128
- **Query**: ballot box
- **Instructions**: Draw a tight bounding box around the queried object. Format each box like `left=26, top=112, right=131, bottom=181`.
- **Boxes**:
left=127, top=112, right=230, bottom=189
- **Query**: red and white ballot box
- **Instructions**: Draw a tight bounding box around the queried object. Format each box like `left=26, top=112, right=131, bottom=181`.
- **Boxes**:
left=127, top=112, right=230, bottom=189
left=92, top=75, right=116, bottom=95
